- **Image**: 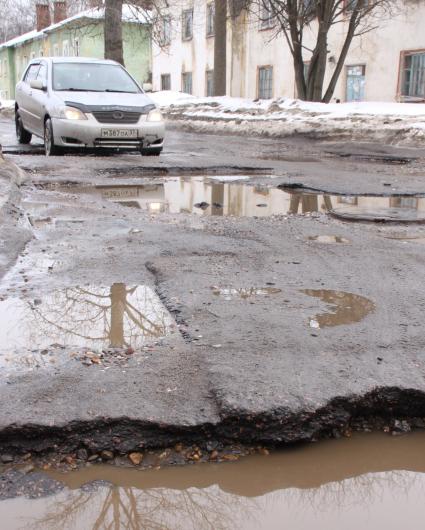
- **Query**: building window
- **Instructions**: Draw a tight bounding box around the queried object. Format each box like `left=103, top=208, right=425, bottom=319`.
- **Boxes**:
left=161, top=73, right=171, bottom=91
left=73, top=38, right=80, bottom=57
left=53, top=44, right=59, bottom=56
left=182, top=9, right=193, bottom=41
left=62, top=40, right=70, bottom=57
left=3, top=59, right=7, bottom=77
left=206, top=3, right=214, bottom=37
left=160, top=16, right=171, bottom=46
left=258, top=66, right=273, bottom=99
left=401, top=51, right=425, bottom=100
left=206, top=69, right=214, bottom=96
left=346, top=64, right=366, bottom=102
left=182, top=72, right=192, bottom=94
left=39, top=48, right=44, bottom=57
left=259, top=0, right=274, bottom=30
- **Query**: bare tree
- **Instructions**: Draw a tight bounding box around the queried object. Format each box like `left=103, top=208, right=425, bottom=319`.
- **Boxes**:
left=253, top=0, right=397, bottom=102
left=104, top=0, right=124, bottom=64
left=213, top=0, right=227, bottom=95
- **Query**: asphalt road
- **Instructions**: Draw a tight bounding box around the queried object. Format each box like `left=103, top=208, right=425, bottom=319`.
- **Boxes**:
left=1, top=116, right=425, bottom=458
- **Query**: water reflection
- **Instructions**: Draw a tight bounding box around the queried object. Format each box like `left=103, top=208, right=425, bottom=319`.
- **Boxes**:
left=0, top=284, right=174, bottom=353
left=301, top=289, right=376, bottom=328
left=3, top=433, right=425, bottom=529
left=54, top=180, right=425, bottom=221
left=211, top=286, right=282, bottom=299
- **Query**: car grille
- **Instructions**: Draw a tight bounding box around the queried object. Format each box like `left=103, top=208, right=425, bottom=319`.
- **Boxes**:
left=92, top=111, right=141, bottom=124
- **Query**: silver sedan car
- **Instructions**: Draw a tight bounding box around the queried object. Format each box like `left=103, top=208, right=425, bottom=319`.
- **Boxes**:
left=15, top=57, right=165, bottom=156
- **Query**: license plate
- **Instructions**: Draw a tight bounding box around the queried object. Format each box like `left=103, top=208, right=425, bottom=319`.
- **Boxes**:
left=101, top=129, right=138, bottom=138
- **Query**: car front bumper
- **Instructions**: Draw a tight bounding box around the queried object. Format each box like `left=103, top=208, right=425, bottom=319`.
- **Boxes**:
left=52, top=114, right=165, bottom=150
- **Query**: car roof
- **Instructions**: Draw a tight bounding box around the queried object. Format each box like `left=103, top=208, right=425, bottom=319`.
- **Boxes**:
left=29, top=57, right=120, bottom=66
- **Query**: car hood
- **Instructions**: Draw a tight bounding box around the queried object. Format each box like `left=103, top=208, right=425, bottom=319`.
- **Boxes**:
left=54, top=91, right=156, bottom=113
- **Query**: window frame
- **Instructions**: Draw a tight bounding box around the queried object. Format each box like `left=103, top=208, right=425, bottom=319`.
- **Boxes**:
left=259, top=0, right=275, bottom=30
left=182, top=9, right=194, bottom=41
left=398, top=49, right=425, bottom=102
left=161, top=73, right=171, bottom=91
left=257, top=65, right=273, bottom=99
left=23, top=63, right=40, bottom=84
left=206, top=3, right=215, bottom=37
left=205, top=69, right=214, bottom=96
left=182, top=71, right=193, bottom=94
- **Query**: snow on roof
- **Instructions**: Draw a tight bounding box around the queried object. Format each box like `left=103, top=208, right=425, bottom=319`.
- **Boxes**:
left=45, top=4, right=150, bottom=33
left=0, top=3, right=149, bottom=49
left=0, top=29, right=44, bottom=50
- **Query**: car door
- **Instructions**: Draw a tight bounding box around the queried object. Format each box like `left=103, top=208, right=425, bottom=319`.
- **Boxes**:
left=18, top=63, right=41, bottom=133
left=30, top=62, right=49, bottom=137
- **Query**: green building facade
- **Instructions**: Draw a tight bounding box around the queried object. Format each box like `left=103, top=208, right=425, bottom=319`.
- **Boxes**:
left=0, top=9, right=152, bottom=100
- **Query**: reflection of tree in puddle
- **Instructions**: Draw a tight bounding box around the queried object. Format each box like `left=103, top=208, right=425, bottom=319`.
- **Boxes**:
left=26, top=470, right=425, bottom=530
left=27, top=284, right=173, bottom=349
left=301, top=289, right=375, bottom=328
left=30, top=484, right=258, bottom=530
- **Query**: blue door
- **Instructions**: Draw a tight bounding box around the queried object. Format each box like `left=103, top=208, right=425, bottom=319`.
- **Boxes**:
left=346, top=65, right=365, bottom=102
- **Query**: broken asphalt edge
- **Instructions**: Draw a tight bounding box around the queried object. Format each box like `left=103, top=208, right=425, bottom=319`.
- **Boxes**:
left=0, top=149, right=32, bottom=281
left=0, top=386, right=424, bottom=456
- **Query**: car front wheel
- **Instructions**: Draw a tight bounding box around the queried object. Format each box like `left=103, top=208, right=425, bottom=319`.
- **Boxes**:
left=141, top=147, right=162, bottom=157
left=44, top=118, right=63, bottom=156
left=15, top=113, right=32, bottom=144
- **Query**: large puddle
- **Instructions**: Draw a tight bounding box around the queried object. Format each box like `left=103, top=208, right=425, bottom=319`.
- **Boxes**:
left=0, top=284, right=176, bottom=357
left=39, top=178, right=425, bottom=222
left=2, top=432, right=425, bottom=529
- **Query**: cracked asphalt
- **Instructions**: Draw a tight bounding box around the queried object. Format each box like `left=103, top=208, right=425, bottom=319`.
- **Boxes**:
left=1, top=116, right=425, bottom=457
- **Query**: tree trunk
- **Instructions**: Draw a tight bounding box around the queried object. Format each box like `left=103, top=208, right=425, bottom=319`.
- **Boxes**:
left=104, top=0, right=124, bottom=65
left=213, top=0, right=227, bottom=96
left=322, top=15, right=357, bottom=102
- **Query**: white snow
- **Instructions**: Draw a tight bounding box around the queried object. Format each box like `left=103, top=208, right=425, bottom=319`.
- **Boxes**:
left=152, top=92, right=425, bottom=145
left=0, top=99, right=14, bottom=110
left=0, top=3, right=149, bottom=49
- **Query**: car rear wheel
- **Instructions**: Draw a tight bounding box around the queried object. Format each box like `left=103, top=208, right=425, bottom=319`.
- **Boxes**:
left=15, top=113, right=32, bottom=144
left=141, top=147, right=162, bottom=157
left=44, top=118, right=63, bottom=156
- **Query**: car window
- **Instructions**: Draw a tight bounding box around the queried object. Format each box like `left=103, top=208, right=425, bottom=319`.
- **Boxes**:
left=52, top=63, right=141, bottom=93
left=24, top=64, right=40, bottom=83
left=37, top=63, right=48, bottom=84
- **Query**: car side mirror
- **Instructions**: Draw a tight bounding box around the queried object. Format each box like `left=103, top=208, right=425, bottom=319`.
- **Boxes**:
left=30, top=79, right=47, bottom=91
left=142, top=83, right=153, bottom=93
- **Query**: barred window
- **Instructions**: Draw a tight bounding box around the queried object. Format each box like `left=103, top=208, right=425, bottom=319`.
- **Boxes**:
left=161, top=16, right=171, bottom=46
left=161, top=74, right=171, bottom=91
left=258, top=66, right=273, bottom=99
left=182, top=9, right=193, bottom=41
left=182, top=72, right=193, bottom=94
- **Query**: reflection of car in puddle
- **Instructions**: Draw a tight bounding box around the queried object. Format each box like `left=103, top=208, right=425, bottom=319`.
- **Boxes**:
left=211, top=286, right=282, bottom=299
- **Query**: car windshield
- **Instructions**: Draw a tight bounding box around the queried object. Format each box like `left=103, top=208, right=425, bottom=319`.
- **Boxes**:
left=52, top=63, right=141, bottom=93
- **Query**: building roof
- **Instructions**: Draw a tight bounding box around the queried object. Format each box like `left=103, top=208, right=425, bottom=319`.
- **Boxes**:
left=0, top=4, right=150, bottom=50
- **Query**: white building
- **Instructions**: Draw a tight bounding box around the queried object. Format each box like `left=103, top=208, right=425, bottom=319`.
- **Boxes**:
left=152, top=0, right=425, bottom=103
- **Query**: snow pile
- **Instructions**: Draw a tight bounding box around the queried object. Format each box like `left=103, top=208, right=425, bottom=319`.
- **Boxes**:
left=0, top=99, right=14, bottom=110
left=152, top=92, right=425, bottom=145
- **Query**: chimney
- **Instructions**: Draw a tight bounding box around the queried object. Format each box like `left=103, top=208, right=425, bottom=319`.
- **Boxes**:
left=53, top=1, right=67, bottom=24
left=36, top=3, right=51, bottom=32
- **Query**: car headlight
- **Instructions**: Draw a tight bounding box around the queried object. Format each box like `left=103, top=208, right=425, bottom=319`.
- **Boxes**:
left=59, top=106, right=87, bottom=120
left=147, top=108, right=163, bottom=122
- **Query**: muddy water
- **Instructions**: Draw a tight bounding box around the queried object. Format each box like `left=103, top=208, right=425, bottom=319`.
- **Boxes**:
left=44, top=179, right=425, bottom=222
left=0, top=283, right=175, bottom=355
left=2, top=432, right=425, bottom=529
left=302, top=289, right=376, bottom=329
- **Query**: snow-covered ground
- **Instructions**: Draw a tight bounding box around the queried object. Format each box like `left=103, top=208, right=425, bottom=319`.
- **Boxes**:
left=0, top=100, right=14, bottom=110
left=150, top=91, right=425, bottom=145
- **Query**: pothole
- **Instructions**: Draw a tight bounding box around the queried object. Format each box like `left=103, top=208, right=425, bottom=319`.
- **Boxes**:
left=34, top=179, right=425, bottom=222
left=301, top=289, right=376, bottom=329
left=0, top=284, right=177, bottom=360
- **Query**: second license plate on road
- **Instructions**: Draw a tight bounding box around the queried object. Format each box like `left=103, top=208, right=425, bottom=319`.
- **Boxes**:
left=101, top=129, right=138, bottom=138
